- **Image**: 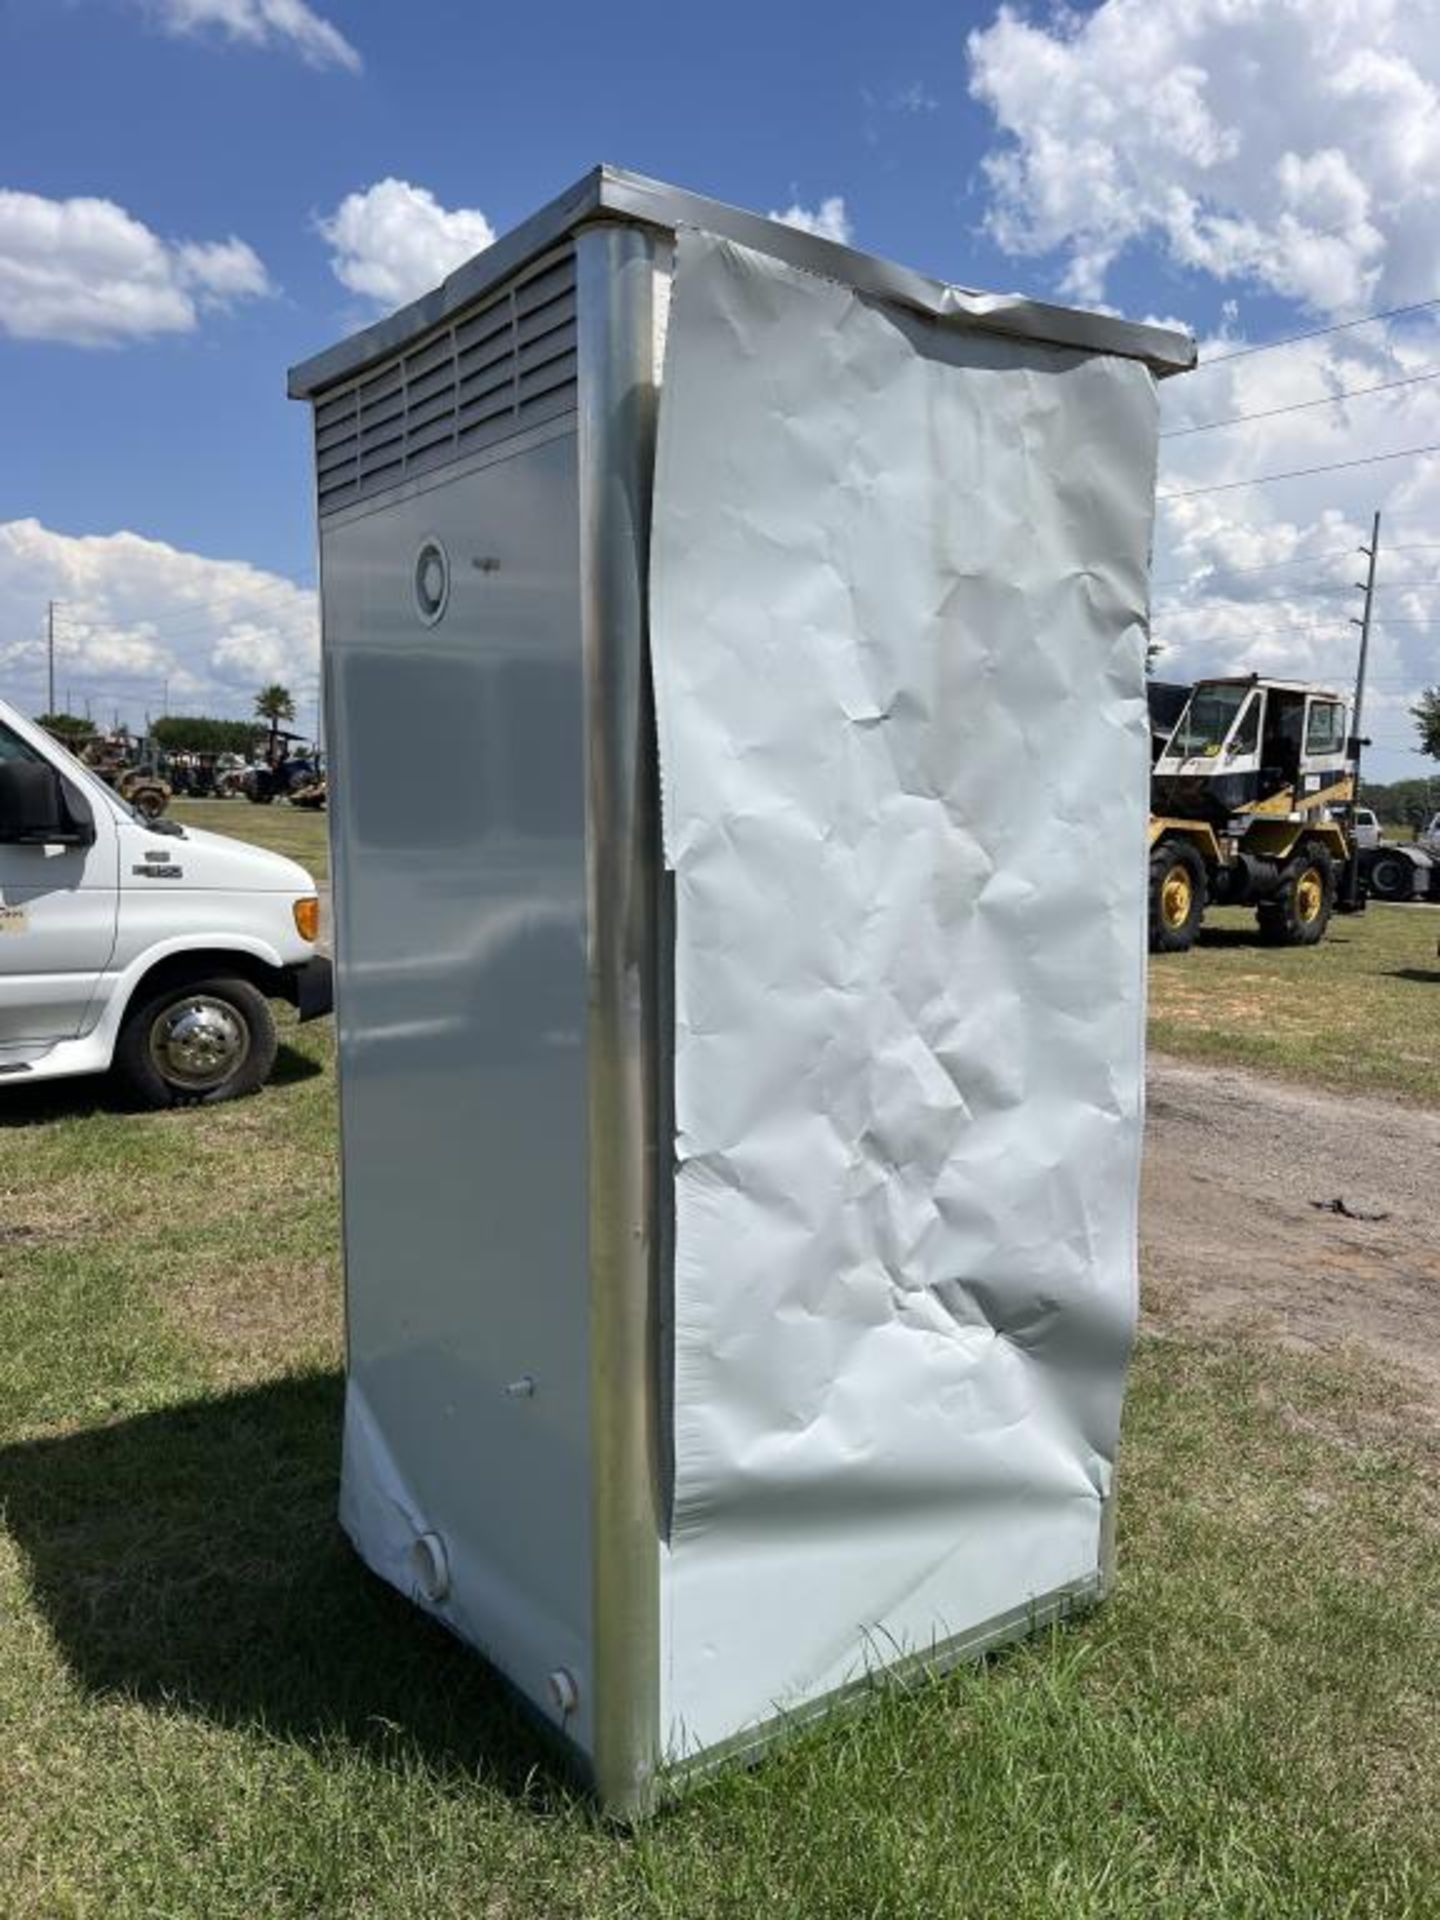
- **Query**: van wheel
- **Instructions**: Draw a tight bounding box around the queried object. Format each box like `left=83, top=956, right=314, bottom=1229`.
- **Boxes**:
left=113, top=976, right=277, bottom=1108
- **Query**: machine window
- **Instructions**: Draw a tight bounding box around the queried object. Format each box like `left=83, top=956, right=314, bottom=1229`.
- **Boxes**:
left=1169, top=684, right=1247, bottom=757
left=1305, top=702, right=1345, bottom=755
left=1228, top=693, right=1261, bottom=757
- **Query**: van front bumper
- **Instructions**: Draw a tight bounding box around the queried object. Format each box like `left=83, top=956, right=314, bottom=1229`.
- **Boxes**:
left=283, top=956, right=334, bottom=1022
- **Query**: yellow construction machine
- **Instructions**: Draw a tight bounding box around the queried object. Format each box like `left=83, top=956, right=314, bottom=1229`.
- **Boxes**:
left=1149, top=676, right=1355, bottom=952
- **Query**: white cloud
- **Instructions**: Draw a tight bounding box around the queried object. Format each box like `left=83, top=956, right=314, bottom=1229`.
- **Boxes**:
left=769, top=196, right=854, bottom=246
left=0, top=189, right=271, bottom=347
left=1149, top=316, right=1440, bottom=775
left=968, top=0, right=1440, bottom=316
left=318, top=178, right=495, bottom=312
left=143, top=0, right=361, bottom=73
left=0, top=520, right=317, bottom=729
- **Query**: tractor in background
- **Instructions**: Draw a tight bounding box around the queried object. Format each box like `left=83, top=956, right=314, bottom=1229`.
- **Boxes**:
left=1148, top=676, right=1355, bottom=952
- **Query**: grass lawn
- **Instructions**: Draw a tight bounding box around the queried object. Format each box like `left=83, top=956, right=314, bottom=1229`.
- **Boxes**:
left=170, top=796, right=331, bottom=883
left=1, top=808, right=1437, bottom=1915
left=1150, top=903, right=1440, bottom=1105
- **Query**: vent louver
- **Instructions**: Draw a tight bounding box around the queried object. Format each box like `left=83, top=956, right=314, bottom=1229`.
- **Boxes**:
left=312, top=245, right=577, bottom=516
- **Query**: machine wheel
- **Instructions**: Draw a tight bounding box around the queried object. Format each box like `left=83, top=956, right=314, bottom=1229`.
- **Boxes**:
left=1149, top=841, right=1207, bottom=952
left=128, top=783, right=168, bottom=822
left=1257, top=842, right=1335, bottom=946
left=1367, top=849, right=1413, bottom=903
left=113, top=975, right=277, bottom=1108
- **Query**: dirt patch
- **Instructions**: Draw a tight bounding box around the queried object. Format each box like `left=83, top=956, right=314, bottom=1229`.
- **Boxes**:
left=1143, top=1053, right=1440, bottom=1420
left=167, top=1256, right=342, bottom=1381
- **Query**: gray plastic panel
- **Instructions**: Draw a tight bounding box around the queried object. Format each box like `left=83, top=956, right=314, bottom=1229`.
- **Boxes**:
left=323, top=430, right=595, bottom=1754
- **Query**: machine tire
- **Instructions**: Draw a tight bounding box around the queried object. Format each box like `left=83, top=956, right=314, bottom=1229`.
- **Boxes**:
left=128, top=783, right=168, bottom=822
left=1257, top=841, right=1335, bottom=946
left=1149, top=841, right=1207, bottom=952
left=1367, top=849, right=1413, bottom=903
left=112, top=975, right=277, bottom=1109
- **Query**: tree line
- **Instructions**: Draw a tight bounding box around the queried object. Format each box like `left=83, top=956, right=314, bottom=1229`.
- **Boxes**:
left=37, top=684, right=301, bottom=760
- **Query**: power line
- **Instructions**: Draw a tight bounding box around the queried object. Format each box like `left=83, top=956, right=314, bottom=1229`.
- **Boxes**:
left=1193, top=296, right=1440, bottom=371
left=1150, top=622, right=1350, bottom=644
left=1152, top=539, right=1440, bottom=591
left=1160, top=366, right=1440, bottom=438
left=1158, top=441, right=1440, bottom=500
left=1152, top=549, right=1357, bottom=586
left=1156, top=581, right=1440, bottom=613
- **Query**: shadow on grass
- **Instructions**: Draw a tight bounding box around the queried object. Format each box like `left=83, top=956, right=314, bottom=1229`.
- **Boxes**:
left=0, top=1372, right=572, bottom=1808
left=1384, top=967, right=1440, bottom=985
left=267, top=1040, right=327, bottom=1087
left=0, top=1043, right=323, bottom=1126
left=0, top=1078, right=110, bottom=1126
left=1188, top=926, right=1273, bottom=950
left=1189, top=926, right=1358, bottom=951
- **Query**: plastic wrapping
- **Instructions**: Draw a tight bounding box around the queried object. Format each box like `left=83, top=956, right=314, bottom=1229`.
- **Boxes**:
left=649, top=230, right=1156, bottom=1758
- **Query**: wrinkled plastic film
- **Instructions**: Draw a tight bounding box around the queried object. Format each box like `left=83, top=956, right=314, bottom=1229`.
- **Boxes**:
left=649, top=230, right=1156, bottom=1757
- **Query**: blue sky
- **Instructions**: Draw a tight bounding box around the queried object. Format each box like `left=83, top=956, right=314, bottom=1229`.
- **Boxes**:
left=1, top=0, right=1437, bottom=779
left=2, top=0, right=1026, bottom=578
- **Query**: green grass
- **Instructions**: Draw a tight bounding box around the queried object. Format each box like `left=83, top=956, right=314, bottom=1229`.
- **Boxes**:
left=1149, top=904, right=1440, bottom=1104
left=1, top=807, right=1437, bottom=1912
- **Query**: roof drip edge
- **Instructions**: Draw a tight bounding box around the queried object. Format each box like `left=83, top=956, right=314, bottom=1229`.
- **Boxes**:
left=287, top=164, right=1195, bottom=400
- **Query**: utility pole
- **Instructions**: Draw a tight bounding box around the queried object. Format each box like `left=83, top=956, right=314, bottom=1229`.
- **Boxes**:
left=1345, top=509, right=1380, bottom=908
left=46, top=600, right=55, bottom=715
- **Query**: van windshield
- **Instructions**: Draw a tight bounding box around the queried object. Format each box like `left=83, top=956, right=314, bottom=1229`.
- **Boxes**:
left=1167, top=684, right=1248, bottom=758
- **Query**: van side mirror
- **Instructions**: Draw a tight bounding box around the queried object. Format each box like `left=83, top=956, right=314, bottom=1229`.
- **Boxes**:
left=0, top=760, right=94, bottom=846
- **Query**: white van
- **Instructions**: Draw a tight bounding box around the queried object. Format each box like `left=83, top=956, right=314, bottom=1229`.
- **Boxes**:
left=0, top=697, right=331, bottom=1106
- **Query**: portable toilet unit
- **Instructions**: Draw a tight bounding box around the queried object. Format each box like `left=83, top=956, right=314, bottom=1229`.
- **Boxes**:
left=289, top=167, right=1193, bottom=1816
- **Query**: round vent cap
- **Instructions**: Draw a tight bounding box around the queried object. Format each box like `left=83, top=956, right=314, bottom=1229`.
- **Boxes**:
left=414, top=538, right=450, bottom=626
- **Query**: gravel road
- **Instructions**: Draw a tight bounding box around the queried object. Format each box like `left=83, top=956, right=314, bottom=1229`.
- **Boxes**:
left=1143, top=1053, right=1440, bottom=1410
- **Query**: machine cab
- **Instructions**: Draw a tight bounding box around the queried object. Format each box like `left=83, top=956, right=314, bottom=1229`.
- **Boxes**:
left=1154, top=678, right=1351, bottom=822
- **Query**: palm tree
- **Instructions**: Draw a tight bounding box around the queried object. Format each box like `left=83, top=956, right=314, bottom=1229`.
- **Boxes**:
left=254, top=683, right=296, bottom=764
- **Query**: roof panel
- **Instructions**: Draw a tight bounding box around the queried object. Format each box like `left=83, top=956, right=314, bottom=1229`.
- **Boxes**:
left=288, top=164, right=1195, bottom=400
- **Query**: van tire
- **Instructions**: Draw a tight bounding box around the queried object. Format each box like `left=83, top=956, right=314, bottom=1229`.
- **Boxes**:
left=113, top=975, right=278, bottom=1108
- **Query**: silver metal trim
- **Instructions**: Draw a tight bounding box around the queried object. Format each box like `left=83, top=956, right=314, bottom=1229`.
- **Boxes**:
left=575, top=219, right=663, bottom=1820
left=289, top=165, right=1194, bottom=401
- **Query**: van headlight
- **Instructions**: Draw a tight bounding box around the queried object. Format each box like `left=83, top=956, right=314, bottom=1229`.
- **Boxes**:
left=293, top=896, right=320, bottom=942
